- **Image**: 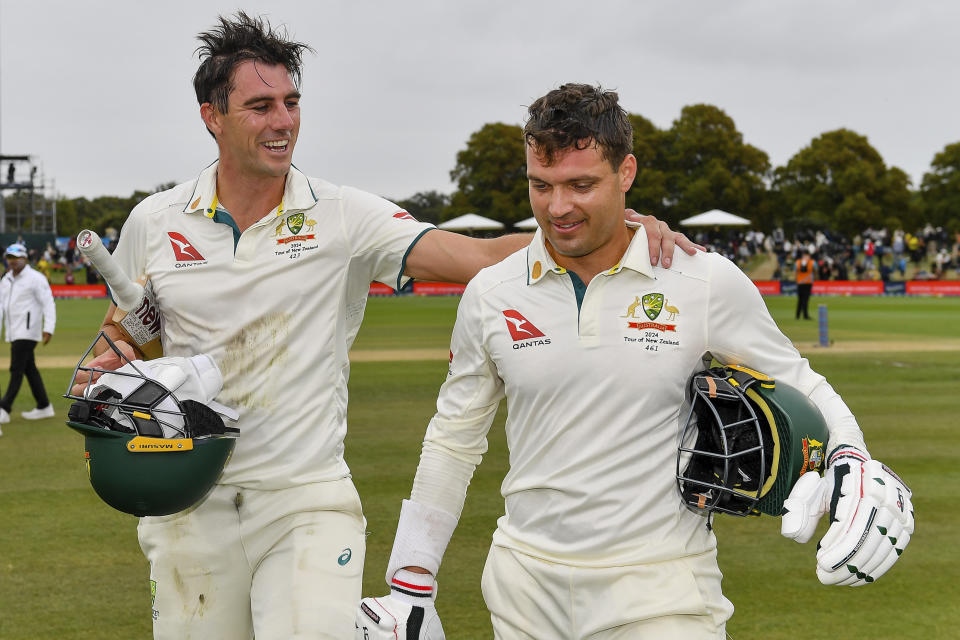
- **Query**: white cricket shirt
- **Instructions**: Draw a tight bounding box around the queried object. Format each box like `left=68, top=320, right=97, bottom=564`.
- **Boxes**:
left=412, top=225, right=867, bottom=567
left=112, top=161, right=433, bottom=489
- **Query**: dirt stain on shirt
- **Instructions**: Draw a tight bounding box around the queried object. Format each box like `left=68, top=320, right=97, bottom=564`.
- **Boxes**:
left=219, top=312, right=290, bottom=410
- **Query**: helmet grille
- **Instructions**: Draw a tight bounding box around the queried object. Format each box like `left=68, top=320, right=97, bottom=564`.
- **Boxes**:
left=678, top=370, right=776, bottom=516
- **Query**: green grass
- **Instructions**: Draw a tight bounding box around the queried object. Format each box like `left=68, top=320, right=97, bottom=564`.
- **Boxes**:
left=763, top=296, right=960, bottom=344
left=1, top=295, right=958, bottom=638
left=352, top=296, right=461, bottom=351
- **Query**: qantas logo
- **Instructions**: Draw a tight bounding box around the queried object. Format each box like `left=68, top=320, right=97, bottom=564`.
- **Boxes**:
left=503, top=310, right=545, bottom=340
left=502, top=310, right=551, bottom=350
left=167, top=232, right=207, bottom=268
left=393, top=211, right=417, bottom=221
left=168, top=232, right=205, bottom=261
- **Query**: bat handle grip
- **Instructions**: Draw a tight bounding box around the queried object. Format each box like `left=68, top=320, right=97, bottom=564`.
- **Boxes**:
left=76, top=229, right=144, bottom=311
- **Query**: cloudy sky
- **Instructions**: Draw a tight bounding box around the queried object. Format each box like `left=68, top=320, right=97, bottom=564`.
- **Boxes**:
left=1, top=0, right=957, bottom=202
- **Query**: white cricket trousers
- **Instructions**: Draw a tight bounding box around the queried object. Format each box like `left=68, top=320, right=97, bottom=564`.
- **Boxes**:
left=481, top=544, right=733, bottom=639
left=138, top=479, right=366, bottom=639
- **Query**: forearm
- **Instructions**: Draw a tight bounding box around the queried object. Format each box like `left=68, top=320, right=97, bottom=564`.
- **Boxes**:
left=483, top=232, right=534, bottom=262
left=405, top=230, right=532, bottom=284
left=386, top=496, right=459, bottom=583
left=386, top=414, right=491, bottom=583
left=444, top=232, right=531, bottom=283
left=807, top=380, right=867, bottom=455
left=410, top=442, right=479, bottom=519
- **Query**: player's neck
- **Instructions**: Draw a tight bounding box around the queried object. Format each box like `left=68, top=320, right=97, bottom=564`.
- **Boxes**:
left=215, top=164, right=286, bottom=232
left=547, top=227, right=634, bottom=286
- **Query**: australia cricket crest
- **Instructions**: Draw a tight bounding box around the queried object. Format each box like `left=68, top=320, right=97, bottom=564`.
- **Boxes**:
left=286, top=212, right=305, bottom=235
left=624, top=292, right=680, bottom=343
left=641, top=293, right=664, bottom=321
left=273, top=211, right=319, bottom=260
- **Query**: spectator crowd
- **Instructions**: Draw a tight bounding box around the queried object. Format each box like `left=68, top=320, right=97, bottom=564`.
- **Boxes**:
left=5, top=229, right=117, bottom=286
left=689, top=223, right=959, bottom=282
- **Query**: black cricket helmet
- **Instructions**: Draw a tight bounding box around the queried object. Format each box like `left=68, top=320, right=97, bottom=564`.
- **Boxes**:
left=64, top=333, right=238, bottom=517
left=676, top=365, right=829, bottom=517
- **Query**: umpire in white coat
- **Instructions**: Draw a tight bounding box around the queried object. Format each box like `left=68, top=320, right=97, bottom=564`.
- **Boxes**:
left=0, top=243, right=56, bottom=424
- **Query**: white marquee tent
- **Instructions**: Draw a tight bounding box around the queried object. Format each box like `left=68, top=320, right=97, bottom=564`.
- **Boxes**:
left=437, top=213, right=505, bottom=231
left=679, top=209, right=751, bottom=226
left=513, top=216, right=539, bottom=230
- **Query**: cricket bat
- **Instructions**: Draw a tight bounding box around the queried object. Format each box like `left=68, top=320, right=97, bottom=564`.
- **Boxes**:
left=76, top=229, right=164, bottom=359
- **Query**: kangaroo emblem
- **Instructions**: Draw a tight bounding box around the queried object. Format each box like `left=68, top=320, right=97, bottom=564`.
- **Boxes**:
left=169, top=236, right=191, bottom=252
left=274, top=221, right=284, bottom=237
left=622, top=296, right=642, bottom=318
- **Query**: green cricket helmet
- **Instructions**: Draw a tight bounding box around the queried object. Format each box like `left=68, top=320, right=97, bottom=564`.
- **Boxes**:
left=676, top=365, right=829, bottom=517
left=65, top=333, right=238, bottom=517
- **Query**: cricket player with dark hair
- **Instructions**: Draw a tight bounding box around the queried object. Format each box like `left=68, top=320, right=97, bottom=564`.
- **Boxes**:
left=73, top=14, right=697, bottom=639
left=357, top=84, right=914, bottom=639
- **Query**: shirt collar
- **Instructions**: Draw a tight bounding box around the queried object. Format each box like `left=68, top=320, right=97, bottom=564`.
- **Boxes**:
left=7, top=264, right=31, bottom=280
left=526, top=221, right=657, bottom=285
left=182, top=160, right=318, bottom=218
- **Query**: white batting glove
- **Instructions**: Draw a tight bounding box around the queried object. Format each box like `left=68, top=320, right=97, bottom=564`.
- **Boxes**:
left=355, top=570, right=444, bottom=639
left=781, top=446, right=914, bottom=586
left=81, top=355, right=239, bottom=438
left=87, top=356, right=238, bottom=419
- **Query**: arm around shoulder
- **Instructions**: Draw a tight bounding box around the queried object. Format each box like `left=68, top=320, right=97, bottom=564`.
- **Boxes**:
left=404, top=229, right=531, bottom=284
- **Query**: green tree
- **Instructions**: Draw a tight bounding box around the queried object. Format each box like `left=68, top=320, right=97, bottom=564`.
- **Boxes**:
left=658, top=104, right=771, bottom=228
left=447, top=122, right=528, bottom=227
left=625, top=114, right=670, bottom=219
left=773, top=129, right=912, bottom=237
left=446, top=107, right=771, bottom=231
left=394, top=190, right=450, bottom=225
left=56, top=197, right=80, bottom=236
left=56, top=189, right=160, bottom=239
left=920, top=141, right=960, bottom=231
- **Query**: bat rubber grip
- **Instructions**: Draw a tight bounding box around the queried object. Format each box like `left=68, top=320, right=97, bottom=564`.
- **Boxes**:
left=76, top=230, right=144, bottom=311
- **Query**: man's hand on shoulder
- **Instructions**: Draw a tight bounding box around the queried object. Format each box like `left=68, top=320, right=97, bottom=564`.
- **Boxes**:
left=356, top=569, right=444, bottom=639
left=626, top=210, right=705, bottom=268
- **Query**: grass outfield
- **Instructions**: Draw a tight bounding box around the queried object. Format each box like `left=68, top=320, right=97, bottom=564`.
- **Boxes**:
left=0, top=295, right=957, bottom=638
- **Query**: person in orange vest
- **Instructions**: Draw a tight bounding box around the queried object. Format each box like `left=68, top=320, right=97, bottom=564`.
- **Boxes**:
left=795, top=250, right=816, bottom=319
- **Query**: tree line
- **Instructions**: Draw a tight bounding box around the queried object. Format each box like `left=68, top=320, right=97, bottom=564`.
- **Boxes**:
left=55, top=183, right=179, bottom=241
left=397, top=105, right=959, bottom=240
left=54, top=104, right=960, bottom=240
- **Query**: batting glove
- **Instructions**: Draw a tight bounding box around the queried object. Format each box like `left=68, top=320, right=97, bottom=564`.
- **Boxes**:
left=355, top=570, right=444, bottom=639
left=781, top=446, right=914, bottom=586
